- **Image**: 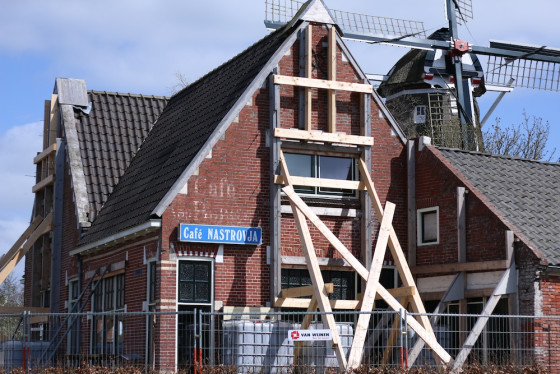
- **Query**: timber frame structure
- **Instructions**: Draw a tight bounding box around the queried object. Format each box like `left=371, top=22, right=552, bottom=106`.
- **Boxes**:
left=268, top=16, right=451, bottom=370
left=7, top=0, right=559, bottom=372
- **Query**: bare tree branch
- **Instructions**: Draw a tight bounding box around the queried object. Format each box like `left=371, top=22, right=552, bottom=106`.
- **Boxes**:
left=483, top=111, right=557, bottom=162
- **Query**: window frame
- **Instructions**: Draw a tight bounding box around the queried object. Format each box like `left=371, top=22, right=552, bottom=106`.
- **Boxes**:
left=283, top=152, right=358, bottom=198
left=280, top=268, right=358, bottom=301
left=414, top=105, right=427, bottom=124
left=91, top=273, right=126, bottom=356
left=417, top=206, right=440, bottom=246
left=67, top=279, right=80, bottom=355
left=177, top=259, right=214, bottom=306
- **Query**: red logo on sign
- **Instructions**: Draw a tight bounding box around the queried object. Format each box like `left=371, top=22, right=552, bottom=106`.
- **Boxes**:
left=291, top=331, right=300, bottom=340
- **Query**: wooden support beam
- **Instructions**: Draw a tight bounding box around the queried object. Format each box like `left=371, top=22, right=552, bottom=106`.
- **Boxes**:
left=32, top=174, right=55, bottom=193
left=305, top=25, right=312, bottom=131
left=358, top=158, right=445, bottom=365
left=328, top=26, right=336, bottom=133
left=451, top=264, right=516, bottom=373
left=457, top=187, right=466, bottom=263
left=279, top=152, right=347, bottom=368
left=274, top=174, right=365, bottom=190
left=284, top=178, right=450, bottom=364
left=33, top=143, right=57, bottom=164
left=48, top=94, right=58, bottom=146
left=0, top=213, right=53, bottom=285
left=381, top=297, right=409, bottom=366
left=347, top=202, right=395, bottom=369
left=275, top=297, right=359, bottom=309
left=281, top=283, right=333, bottom=298
left=0, top=215, right=43, bottom=269
left=376, top=284, right=452, bottom=363
left=276, top=286, right=416, bottom=310
left=294, top=295, right=318, bottom=363
left=411, top=260, right=509, bottom=275
left=273, top=75, right=373, bottom=94
left=282, top=185, right=368, bottom=279
left=407, top=140, right=416, bottom=267
left=274, top=127, right=374, bottom=146
left=408, top=272, right=464, bottom=366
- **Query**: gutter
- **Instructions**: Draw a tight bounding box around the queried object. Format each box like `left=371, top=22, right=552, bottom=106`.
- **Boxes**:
left=70, top=219, right=161, bottom=256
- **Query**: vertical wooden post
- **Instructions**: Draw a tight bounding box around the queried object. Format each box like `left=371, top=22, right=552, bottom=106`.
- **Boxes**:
left=506, top=231, right=519, bottom=363
left=358, top=158, right=442, bottom=365
left=327, top=26, right=336, bottom=133
left=382, top=297, right=409, bottom=366
left=347, top=202, right=395, bottom=369
left=457, top=187, right=468, bottom=346
left=269, top=69, right=282, bottom=303
left=407, top=140, right=416, bottom=267
left=305, top=25, right=312, bottom=131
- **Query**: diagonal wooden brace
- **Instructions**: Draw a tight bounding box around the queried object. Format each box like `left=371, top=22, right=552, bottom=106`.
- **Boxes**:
left=283, top=185, right=452, bottom=364
left=347, top=201, right=395, bottom=369
left=280, top=154, right=347, bottom=368
left=358, top=159, right=444, bottom=365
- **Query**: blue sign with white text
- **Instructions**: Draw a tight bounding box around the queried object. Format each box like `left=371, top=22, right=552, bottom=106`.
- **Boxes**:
left=179, top=224, right=262, bottom=245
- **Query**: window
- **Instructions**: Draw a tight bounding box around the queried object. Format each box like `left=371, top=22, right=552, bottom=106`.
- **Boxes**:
left=417, top=207, right=439, bottom=245
left=148, top=261, right=157, bottom=305
left=147, top=261, right=157, bottom=366
left=92, top=274, right=125, bottom=355
left=68, top=280, right=79, bottom=354
left=281, top=268, right=356, bottom=300
left=178, top=261, right=212, bottom=304
left=414, top=105, right=426, bottom=124
left=284, top=153, right=357, bottom=197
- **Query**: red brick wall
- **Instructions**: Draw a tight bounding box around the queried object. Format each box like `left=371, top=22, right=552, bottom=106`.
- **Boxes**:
left=162, top=23, right=408, bottom=311
left=415, top=147, right=509, bottom=268
left=534, top=274, right=560, bottom=372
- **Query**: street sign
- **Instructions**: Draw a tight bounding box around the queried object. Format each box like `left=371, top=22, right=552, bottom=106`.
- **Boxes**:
left=178, top=224, right=262, bottom=245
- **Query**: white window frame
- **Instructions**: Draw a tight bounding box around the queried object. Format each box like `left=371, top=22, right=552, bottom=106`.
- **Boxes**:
left=414, top=105, right=427, bottom=124
left=417, top=206, right=440, bottom=246
left=283, top=152, right=358, bottom=198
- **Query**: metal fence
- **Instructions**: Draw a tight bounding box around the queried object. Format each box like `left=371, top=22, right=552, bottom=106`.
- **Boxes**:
left=0, top=309, right=557, bottom=373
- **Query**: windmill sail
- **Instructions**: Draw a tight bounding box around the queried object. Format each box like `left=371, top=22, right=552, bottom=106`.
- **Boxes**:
left=265, top=0, right=426, bottom=38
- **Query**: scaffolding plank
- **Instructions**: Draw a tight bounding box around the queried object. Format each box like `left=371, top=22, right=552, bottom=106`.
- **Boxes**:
left=274, top=127, right=374, bottom=146
left=281, top=283, right=333, bottom=298
left=274, top=75, right=373, bottom=93
left=0, top=213, right=53, bottom=284
left=274, top=174, right=365, bottom=190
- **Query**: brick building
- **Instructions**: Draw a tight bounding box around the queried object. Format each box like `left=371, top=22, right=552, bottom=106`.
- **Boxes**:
left=18, top=0, right=560, bottom=371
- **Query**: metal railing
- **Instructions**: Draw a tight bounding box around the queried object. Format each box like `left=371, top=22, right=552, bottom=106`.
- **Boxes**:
left=0, top=309, right=556, bottom=372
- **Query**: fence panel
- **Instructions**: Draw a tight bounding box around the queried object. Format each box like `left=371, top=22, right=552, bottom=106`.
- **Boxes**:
left=0, top=310, right=557, bottom=372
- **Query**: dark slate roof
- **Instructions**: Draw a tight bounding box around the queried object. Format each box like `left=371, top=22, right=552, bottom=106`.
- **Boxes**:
left=78, top=24, right=294, bottom=246
left=74, top=91, right=168, bottom=221
left=436, top=147, right=560, bottom=264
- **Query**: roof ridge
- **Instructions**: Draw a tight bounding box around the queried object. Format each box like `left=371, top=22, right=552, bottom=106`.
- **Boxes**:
left=435, top=146, right=560, bottom=167
left=88, top=90, right=170, bottom=100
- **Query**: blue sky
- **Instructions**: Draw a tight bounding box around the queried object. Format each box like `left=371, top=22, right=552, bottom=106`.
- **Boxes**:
left=1, top=0, right=559, bottom=278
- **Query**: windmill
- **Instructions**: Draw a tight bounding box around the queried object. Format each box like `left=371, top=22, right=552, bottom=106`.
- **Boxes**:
left=264, top=0, right=560, bottom=151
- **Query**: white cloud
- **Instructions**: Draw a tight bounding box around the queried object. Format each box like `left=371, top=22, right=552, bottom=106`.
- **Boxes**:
left=0, top=121, right=42, bottom=280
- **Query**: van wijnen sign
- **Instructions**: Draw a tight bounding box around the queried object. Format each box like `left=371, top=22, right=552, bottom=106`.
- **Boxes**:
left=179, top=224, right=262, bottom=245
